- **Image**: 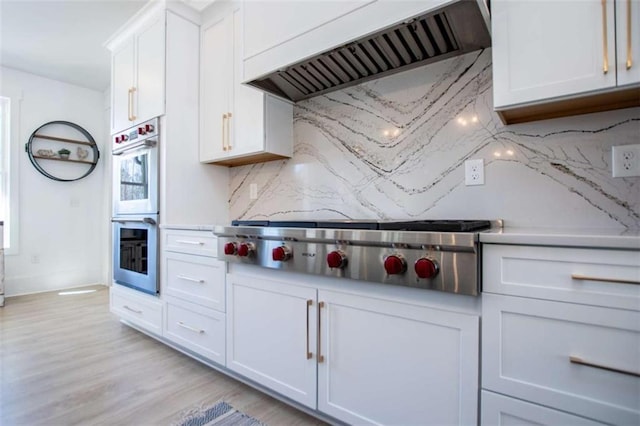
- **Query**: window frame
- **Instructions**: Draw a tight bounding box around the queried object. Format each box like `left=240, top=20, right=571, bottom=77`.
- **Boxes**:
left=0, top=90, right=22, bottom=255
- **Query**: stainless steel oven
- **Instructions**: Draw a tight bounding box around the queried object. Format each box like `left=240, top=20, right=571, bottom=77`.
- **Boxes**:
left=112, top=215, right=158, bottom=295
left=112, top=118, right=158, bottom=216
left=111, top=118, right=160, bottom=295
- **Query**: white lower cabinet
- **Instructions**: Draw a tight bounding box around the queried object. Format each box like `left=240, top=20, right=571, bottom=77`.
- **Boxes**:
left=482, top=243, right=640, bottom=426
left=481, top=391, right=605, bottom=426
left=110, top=284, right=163, bottom=335
left=164, top=296, right=225, bottom=365
left=226, top=272, right=480, bottom=425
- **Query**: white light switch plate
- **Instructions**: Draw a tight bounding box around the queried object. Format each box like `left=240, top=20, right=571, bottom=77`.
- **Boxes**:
left=612, top=144, right=640, bottom=177
left=465, top=159, right=485, bottom=186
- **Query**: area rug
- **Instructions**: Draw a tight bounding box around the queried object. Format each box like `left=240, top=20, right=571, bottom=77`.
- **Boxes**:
left=173, top=401, right=265, bottom=426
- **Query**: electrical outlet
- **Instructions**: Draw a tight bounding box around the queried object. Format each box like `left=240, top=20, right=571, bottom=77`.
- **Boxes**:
left=465, top=159, right=485, bottom=186
left=249, top=183, right=258, bottom=200
left=612, top=144, right=640, bottom=177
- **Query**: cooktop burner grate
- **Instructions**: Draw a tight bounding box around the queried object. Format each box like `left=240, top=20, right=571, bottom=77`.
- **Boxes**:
left=230, top=219, right=491, bottom=232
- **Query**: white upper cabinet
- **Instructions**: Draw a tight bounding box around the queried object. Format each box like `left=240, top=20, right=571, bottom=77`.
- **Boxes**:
left=616, top=0, right=640, bottom=86
left=200, top=3, right=293, bottom=166
left=107, top=8, right=166, bottom=135
left=492, top=0, right=640, bottom=124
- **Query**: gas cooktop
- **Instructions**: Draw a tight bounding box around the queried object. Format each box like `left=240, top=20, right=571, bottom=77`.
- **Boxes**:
left=230, top=219, right=492, bottom=232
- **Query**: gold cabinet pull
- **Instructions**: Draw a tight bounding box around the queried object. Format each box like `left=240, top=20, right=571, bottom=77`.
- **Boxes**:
left=226, top=112, right=233, bottom=151
left=571, top=273, right=640, bottom=285
left=627, top=0, right=633, bottom=69
left=306, top=299, right=313, bottom=360
left=222, top=114, right=228, bottom=151
left=602, top=0, right=609, bottom=74
left=128, top=87, right=137, bottom=121
left=317, top=301, right=325, bottom=363
left=570, top=356, right=640, bottom=378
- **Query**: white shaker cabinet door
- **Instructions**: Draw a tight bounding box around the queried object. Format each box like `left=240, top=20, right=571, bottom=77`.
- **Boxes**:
left=317, top=290, right=480, bottom=426
left=111, top=39, right=135, bottom=134
left=135, top=12, right=165, bottom=126
left=616, top=0, right=640, bottom=86
left=226, top=273, right=317, bottom=409
left=492, top=0, right=616, bottom=108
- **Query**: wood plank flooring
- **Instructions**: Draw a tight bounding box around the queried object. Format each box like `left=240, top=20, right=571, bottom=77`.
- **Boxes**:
left=0, top=285, right=327, bottom=426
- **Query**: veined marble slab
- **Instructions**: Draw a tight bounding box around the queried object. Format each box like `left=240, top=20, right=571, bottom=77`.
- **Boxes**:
left=230, top=49, right=640, bottom=230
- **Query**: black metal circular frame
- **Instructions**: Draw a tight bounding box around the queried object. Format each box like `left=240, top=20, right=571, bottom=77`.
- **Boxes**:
left=25, top=121, right=100, bottom=182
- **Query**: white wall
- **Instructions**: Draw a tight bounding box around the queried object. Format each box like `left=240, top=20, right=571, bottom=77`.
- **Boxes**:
left=1, top=66, right=107, bottom=296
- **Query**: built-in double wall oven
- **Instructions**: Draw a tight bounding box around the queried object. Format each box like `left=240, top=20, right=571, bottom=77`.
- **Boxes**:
left=111, top=118, right=159, bottom=295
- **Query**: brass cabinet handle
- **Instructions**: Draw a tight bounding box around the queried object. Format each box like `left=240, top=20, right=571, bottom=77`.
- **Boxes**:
left=128, top=87, right=137, bottom=121
left=627, top=0, right=633, bottom=69
left=602, top=0, right=609, bottom=74
left=123, top=305, right=142, bottom=314
left=317, top=301, right=325, bottom=363
left=570, top=355, right=640, bottom=378
left=177, top=321, right=205, bottom=334
left=571, top=273, right=640, bottom=285
left=306, top=300, right=313, bottom=360
left=222, top=114, right=228, bottom=151
left=226, top=112, right=233, bottom=151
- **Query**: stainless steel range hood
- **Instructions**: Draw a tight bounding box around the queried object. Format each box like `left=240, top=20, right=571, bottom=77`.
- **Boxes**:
left=246, top=0, right=491, bottom=103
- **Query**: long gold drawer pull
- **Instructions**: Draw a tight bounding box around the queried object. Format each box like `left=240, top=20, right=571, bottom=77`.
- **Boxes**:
left=571, top=273, right=640, bottom=285
left=177, top=321, right=205, bottom=334
left=176, top=240, right=204, bottom=246
left=317, top=301, right=325, bottom=363
left=222, top=114, right=228, bottom=151
left=306, top=300, right=313, bottom=360
left=226, top=112, right=233, bottom=151
left=128, top=87, right=137, bottom=121
left=123, top=305, right=142, bottom=314
left=627, top=0, right=633, bottom=69
left=601, top=0, right=609, bottom=74
left=570, top=356, right=640, bottom=378
left=177, top=275, right=205, bottom=284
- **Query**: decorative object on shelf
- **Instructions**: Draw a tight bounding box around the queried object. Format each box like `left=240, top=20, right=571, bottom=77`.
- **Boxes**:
left=57, top=148, right=71, bottom=160
left=76, top=146, right=89, bottom=160
left=36, top=149, right=56, bottom=158
left=25, top=120, right=100, bottom=182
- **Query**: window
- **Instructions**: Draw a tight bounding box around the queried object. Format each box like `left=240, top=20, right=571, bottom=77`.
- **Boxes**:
left=0, top=92, right=20, bottom=254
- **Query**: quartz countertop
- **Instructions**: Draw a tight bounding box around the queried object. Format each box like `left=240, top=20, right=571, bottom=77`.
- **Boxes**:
left=479, top=227, right=640, bottom=250
left=160, top=224, right=216, bottom=231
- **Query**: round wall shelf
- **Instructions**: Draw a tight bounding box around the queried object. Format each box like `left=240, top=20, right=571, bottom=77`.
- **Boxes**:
left=25, top=121, right=100, bottom=182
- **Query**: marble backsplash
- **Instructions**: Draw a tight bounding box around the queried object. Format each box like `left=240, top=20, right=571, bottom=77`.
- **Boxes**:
left=230, top=49, right=640, bottom=229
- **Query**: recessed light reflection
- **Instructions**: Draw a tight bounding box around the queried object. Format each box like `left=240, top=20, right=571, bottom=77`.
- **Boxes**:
left=382, top=128, right=401, bottom=138
left=493, top=149, right=516, bottom=158
left=456, top=114, right=479, bottom=127
left=506, top=149, right=514, bottom=156
left=493, top=151, right=502, bottom=157
left=471, top=115, right=478, bottom=123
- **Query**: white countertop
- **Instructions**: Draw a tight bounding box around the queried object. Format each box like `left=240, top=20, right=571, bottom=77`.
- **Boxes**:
left=160, top=224, right=216, bottom=231
left=479, top=227, right=640, bottom=250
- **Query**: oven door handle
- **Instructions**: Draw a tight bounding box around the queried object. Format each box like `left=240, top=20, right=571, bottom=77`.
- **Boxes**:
left=111, top=217, right=157, bottom=225
left=113, top=139, right=157, bottom=156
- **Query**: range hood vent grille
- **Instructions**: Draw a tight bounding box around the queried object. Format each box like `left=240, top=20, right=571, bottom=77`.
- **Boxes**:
left=247, top=1, right=491, bottom=102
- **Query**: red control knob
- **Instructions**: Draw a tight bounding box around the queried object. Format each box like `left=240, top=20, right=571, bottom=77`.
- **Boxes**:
left=327, top=250, right=348, bottom=269
left=223, top=242, right=237, bottom=256
left=415, top=257, right=439, bottom=279
left=384, top=254, right=407, bottom=275
left=272, top=246, right=291, bottom=262
left=138, top=127, right=146, bottom=135
left=237, top=242, right=255, bottom=257
left=115, top=136, right=121, bottom=143
left=145, top=123, right=154, bottom=132
left=122, top=134, right=129, bottom=141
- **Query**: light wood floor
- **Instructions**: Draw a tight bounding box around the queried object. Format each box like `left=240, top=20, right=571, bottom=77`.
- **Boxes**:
left=0, top=285, right=327, bottom=426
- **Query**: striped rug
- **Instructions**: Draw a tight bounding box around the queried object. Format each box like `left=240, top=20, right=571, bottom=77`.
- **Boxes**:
left=173, top=401, right=265, bottom=426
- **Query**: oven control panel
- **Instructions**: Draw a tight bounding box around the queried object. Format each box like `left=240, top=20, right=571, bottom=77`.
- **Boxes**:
left=112, top=118, right=159, bottom=153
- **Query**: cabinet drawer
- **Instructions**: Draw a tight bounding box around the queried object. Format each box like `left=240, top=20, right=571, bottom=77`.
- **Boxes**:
left=482, top=294, right=640, bottom=425
left=483, top=245, right=640, bottom=310
left=164, top=296, right=225, bottom=365
left=110, top=285, right=163, bottom=335
left=164, top=252, right=225, bottom=312
left=164, top=230, right=217, bottom=257
left=481, top=391, right=604, bottom=426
